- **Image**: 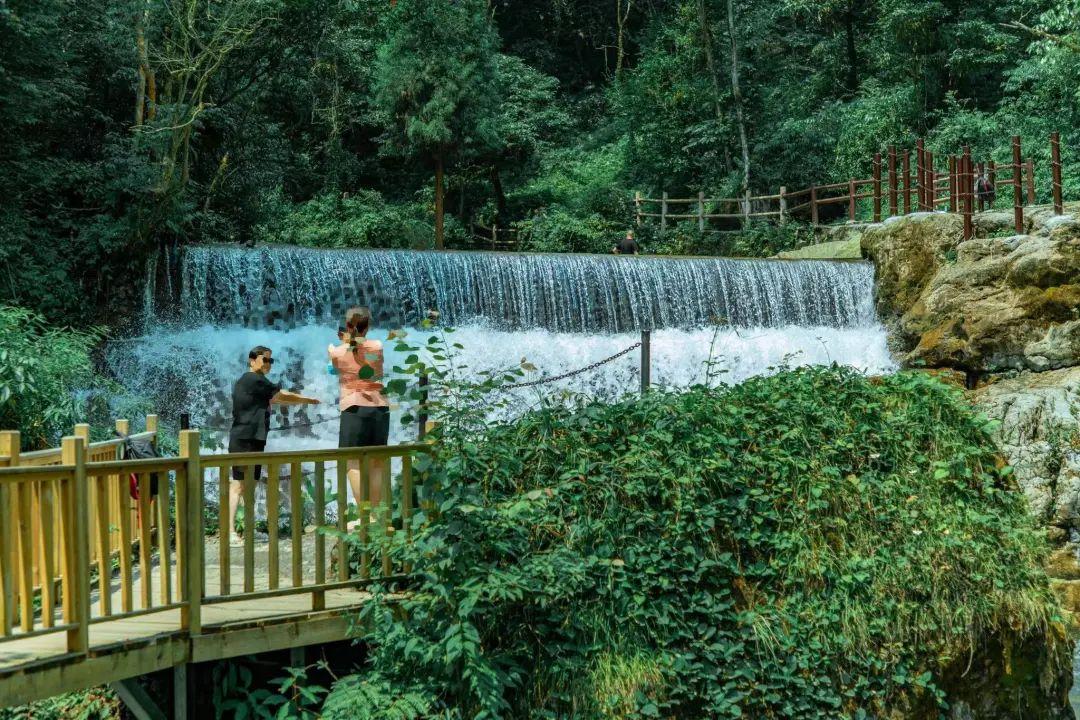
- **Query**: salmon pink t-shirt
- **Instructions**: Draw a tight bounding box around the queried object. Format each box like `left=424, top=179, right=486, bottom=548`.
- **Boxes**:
left=330, top=339, right=389, bottom=410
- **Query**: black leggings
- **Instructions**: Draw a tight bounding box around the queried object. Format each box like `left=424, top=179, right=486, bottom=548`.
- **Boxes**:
left=338, top=406, right=390, bottom=448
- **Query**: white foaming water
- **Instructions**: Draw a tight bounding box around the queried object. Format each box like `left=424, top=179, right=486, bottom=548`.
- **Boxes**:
left=105, top=321, right=896, bottom=450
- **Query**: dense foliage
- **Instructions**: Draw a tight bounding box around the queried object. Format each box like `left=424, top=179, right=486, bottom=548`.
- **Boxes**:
left=3, top=0, right=1079, bottom=321
left=319, top=366, right=1067, bottom=718
left=0, top=306, right=104, bottom=449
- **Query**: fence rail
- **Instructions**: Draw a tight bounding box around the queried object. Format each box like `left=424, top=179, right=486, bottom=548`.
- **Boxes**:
left=0, top=425, right=430, bottom=657
left=636, top=132, right=1068, bottom=240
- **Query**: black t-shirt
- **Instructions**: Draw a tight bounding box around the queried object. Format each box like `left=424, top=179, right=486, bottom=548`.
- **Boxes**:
left=617, top=237, right=640, bottom=254
left=229, top=371, right=282, bottom=442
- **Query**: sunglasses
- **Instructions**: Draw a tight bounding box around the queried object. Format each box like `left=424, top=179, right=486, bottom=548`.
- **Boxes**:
left=259, top=356, right=275, bottom=365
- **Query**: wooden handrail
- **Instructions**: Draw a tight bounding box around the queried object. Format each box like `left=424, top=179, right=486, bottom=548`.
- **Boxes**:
left=0, top=430, right=431, bottom=656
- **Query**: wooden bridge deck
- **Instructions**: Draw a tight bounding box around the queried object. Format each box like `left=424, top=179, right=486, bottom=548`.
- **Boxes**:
left=0, top=427, right=425, bottom=709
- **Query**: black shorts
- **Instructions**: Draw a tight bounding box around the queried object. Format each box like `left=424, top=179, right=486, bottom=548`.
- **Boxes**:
left=228, top=437, right=266, bottom=482
left=339, top=406, right=390, bottom=448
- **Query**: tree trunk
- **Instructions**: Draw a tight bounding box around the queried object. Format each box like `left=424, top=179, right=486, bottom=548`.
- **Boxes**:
left=490, top=166, right=507, bottom=227
left=615, top=0, right=632, bottom=76
left=697, top=0, right=725, bottom=129
left=726, top=0, right=751, bottom=216
left=434, top=153, right=445, bottom=250
left=844, top=3, right=858, bottom=95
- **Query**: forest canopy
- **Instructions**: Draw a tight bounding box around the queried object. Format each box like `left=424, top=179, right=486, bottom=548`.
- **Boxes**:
left=1, top=0, right=1078, bottom=320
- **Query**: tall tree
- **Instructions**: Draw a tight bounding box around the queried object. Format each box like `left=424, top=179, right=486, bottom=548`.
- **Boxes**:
left=373, top=0, right=500, bottom=248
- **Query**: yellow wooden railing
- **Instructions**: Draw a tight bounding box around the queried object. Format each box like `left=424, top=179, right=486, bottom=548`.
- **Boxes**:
left=0, top=426, right=428, bottom=654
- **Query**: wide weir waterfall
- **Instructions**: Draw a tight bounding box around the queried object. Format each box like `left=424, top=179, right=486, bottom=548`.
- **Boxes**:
left=108, top=246, right=895, bottom=450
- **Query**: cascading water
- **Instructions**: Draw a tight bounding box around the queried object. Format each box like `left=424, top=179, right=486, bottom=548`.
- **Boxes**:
left=106, top=246, right=895, bottom=452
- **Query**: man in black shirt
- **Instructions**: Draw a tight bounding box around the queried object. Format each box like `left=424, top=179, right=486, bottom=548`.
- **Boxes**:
left=613, top=230, right=640, bottom=255
left=227, top=346, right=320, bottom=546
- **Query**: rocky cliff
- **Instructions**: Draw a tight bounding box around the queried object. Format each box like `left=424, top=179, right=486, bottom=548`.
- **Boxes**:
left=859, top=205, right=1080, bottom=636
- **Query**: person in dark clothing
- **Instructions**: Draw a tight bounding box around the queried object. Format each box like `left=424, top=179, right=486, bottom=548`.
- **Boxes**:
left=227, top=346, right=319, bottom=546
left=613, top=230, right=640, bottom=255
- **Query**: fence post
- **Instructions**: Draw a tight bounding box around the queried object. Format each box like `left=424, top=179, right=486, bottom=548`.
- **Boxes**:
left=888, top=147, right=898, bottom=216
left=634, top=191, right=643, bottom=227
left=977, top=162, right=986, bottom=212
left=698, top=191, right=706, bottom=232
left=61, top=436, right=90, bottom=655
left=902, top=150, right=912, bottom=214
left=915, top=139, right=925, bottom=210
left=1012, top=136, right=1024, bottom=233
left=988, top=160, right=996, bottom=207
left=778, top=187, right=787, bottom=224
left=1051, top=132, right=1063, bottom=214
left=872, top=154, right=882, bottom=222
left=0, top=431, right=18, bottom=636
left=948, top=156, right=958, bottom=213
left=640, top=331, right=651, bottom=394
left=661, top=192, right=668, bottom=231
left=962, top=146, right=974, bottom=241
left=928, top=151, right=936, bottom=210
left=1026, top=158, right=1036, bottom=205
left=809, top=185, right=819, bottom=225
left=179, top=430, right=202, bottom=635
left=848, top=178, right=856, bottom=222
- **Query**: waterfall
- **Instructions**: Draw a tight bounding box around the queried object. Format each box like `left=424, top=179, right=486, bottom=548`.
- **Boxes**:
left=177, top=246, right=877, bottom=333
left=106, top=245, right=895, bottom=451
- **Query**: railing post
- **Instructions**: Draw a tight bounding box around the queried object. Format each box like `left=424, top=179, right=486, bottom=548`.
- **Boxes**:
left=61, top=436, right=90, bottom=655
left=928, top=151, right=937, bottom=208
left=809, top=185, right=819, bottom=225
left=872, top=154, right=882, bottom=222
left=1012, top=135, right=1024, bottom=233
left=977, top=162, right=986, bottom=212
left=988, top=160, right=996, bottom=207
left=640, top=331, right=651, bottom=394
left=179, top=430, right=201, bottom=635
left=902, top=150, right=912, bottom=214
left=0, top=431, right=18, bottom=636
left=1026, top=158, right=1036, bottom=205
left=916, top=138, right=925, bottom=210
left=634, top=191, right=643, bottom=227
left=848, top=178, right=856, bottom=222
left=1051, top=132, right=1063, bottom=214
left=949, top=156, right=958, bottom=213
left=962, top=146, right=974, bottom=241
left=888, top=146, right=898, bottom=216
left=660, top=191, right=668, bottom=231
left=698, top=191, right=706, bottom=232
left=778, top=186, right=787, bottom=224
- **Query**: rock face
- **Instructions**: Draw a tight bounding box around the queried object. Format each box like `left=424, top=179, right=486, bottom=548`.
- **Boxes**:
left=974, top=367, right=1080, bottom=537
left=862, top=210, right=1080, bottom=373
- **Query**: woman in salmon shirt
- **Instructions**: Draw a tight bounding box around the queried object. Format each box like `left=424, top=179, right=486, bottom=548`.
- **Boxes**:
left=328, top=306, right=390, bottom=518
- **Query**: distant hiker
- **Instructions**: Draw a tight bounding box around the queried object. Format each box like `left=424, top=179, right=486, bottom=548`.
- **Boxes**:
left=613, top=230, right=640, bottom=255
left=328, top=307, right=390, bottom=526
left=228, top=346, right=320, bottom=546
left=976, top=173, right=996, bottom=207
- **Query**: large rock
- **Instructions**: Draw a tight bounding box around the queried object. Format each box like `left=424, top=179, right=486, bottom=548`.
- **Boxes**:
left=861, top=212, right=963, bottom=320
left=973, top=366, right=1080, bottom=533
left=864, top=213, right=1080, bottom=372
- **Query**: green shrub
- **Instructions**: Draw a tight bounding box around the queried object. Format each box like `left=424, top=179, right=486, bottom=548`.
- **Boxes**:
left=0, top=306, right=102, bottom=449
left=259, top=191, right=449, bottom=250
left=326, top=366, right=1066, bottom=719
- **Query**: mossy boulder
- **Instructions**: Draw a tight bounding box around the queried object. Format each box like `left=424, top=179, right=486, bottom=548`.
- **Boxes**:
left=862, top=212, right=1080, bottom=372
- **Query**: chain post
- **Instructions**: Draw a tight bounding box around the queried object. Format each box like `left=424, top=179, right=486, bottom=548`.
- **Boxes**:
left=640, top=331, right=651, bottom=394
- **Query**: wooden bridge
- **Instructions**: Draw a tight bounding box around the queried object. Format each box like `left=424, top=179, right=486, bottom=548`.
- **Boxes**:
left=0, top=416, right=427, bottom=715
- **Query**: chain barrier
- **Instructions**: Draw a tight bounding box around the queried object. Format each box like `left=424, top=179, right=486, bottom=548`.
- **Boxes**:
left=496, top=341, right=643, bottom=391
left=191, top=340, right=643, bottom=431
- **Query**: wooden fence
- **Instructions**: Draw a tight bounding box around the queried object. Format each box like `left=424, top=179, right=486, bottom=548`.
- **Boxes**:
left=0, top=425, right=428, bottom=650
left=637, top=132, right=1068, bottom=241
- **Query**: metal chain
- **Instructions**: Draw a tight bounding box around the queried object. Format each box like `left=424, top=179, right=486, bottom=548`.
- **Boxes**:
left=194, top=341, right=643, bottom=430
left=497, top=341, right=643, bottom=390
